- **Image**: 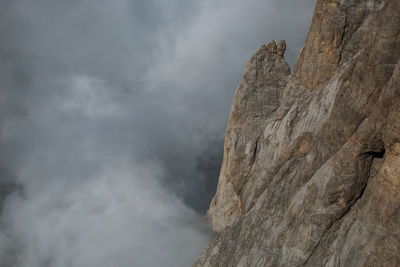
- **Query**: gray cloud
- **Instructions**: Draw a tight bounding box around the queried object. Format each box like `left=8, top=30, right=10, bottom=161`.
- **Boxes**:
left=0, top=0, right=315, bottom=266
left=1, top=162, right=209, bottom=267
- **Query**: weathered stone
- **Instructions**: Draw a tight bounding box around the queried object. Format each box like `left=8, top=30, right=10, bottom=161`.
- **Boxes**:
left=206, top=42, right=291, bottom=232
left=277, top=39, right=286, bottom=56
left=195, top=0, right=400, bottom=266
left=266, top=40, right=277, bottom=53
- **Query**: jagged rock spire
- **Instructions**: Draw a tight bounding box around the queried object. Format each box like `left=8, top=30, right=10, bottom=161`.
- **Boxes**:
left=277, top=39, right=286, bottom=56
left=265, top=39, right=286, bottom=57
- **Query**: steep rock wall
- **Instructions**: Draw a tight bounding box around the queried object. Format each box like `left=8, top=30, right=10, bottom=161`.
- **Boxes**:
left=195, top=0, right=400, bottom=266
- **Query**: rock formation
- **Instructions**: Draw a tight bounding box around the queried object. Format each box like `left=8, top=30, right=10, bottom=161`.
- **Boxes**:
left=195, top=0, right=400, bottom=266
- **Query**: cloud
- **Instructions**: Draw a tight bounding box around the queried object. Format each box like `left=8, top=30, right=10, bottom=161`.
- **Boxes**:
left=56, top=75, right=121, bottom=119
left=0, top=0, right=316, bottom=266
left=1, top=161, right=210, bottom=267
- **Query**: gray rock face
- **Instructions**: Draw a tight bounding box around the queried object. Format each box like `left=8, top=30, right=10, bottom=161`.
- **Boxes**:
left=277, top=39, right=286, bottom=56
left=195, top=0, right=400, bottom=266
left=206, top=40, right=291, bottom=233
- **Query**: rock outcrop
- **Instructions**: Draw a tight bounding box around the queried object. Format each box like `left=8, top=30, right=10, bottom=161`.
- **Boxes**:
left=195, top=0, right=400, bottom=266
left=206, top=40, right=291, bottom=232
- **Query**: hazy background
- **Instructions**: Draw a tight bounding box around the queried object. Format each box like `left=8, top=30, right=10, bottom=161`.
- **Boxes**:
left=0, top=0, right=315, bottom=266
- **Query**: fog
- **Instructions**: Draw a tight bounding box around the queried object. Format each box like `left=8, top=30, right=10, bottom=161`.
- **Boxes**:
left=0, top=0, right=315, bottom=266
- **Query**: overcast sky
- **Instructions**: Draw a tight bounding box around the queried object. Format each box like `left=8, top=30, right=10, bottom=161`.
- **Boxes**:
left=0, top=0, right=315, bottom=266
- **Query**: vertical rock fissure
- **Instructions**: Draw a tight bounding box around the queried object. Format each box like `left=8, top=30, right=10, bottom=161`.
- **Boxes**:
left=338, top=9, right=348, bottom=65
left=251, top=138, right=259, bottom=167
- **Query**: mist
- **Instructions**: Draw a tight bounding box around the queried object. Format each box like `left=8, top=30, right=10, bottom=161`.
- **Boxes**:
left=0, top=0, right=315, bottom=266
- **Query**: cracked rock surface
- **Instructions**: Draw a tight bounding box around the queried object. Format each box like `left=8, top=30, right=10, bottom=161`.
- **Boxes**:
left=195, top=0, right=400, bottom=266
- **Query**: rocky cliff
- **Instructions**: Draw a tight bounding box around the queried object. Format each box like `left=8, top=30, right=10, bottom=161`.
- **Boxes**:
left=195, top=0, right=400, bottom=266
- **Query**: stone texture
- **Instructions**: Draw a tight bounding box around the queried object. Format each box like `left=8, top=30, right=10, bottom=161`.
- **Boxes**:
left=206, top=41, right=291, bottom=232
left=277, top=39, right=286, bottom=56
left=195, top=0, right=400, bottom=266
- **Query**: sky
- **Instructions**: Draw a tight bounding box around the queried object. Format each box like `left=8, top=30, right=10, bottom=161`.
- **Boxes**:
left=0, top=0, right=315, bottom=266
